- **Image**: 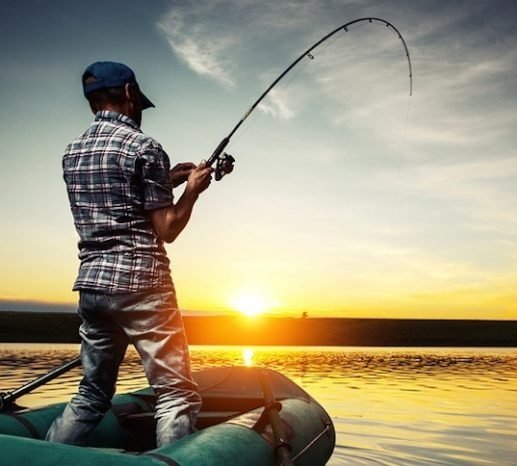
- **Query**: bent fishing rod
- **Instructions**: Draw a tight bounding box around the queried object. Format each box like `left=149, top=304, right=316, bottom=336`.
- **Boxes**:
left=206, top=17, right=413, bottom=181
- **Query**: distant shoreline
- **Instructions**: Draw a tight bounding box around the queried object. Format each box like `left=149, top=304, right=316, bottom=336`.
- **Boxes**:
left=0, top=311, right=516, bottom=347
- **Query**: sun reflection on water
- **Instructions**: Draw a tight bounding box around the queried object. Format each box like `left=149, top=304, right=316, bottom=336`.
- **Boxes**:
left=242, top=348, right=254, bottom=366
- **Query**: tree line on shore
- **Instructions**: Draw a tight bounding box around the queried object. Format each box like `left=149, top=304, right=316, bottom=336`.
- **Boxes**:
left=1, top=311, right=516, bottom=346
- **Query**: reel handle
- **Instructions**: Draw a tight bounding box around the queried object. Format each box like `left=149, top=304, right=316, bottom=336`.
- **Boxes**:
left=215, top=153, right=235, bottom=181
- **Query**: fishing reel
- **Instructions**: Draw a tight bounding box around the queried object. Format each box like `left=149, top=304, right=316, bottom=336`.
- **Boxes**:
left=207, top=137, right=235, bottom=181
left=214, top=152, right=235, bottom=181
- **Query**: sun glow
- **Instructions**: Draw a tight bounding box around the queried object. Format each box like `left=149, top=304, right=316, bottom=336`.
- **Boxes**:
left=229, top=290, right=276, bottom=317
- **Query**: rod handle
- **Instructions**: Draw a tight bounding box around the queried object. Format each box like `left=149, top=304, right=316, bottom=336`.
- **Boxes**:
left=206, top=137, right=230, bottom=167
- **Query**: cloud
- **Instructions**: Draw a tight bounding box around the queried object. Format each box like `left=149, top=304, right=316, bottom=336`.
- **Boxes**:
left=155, top=0, right=517, bottom=179
left=291, top=2, right=517, bottom=154
left=155, top=0, right=362, bottom=104
left=371, top=155, right=517, bottom=237
left=157, top=8, right=237, bottom=87
left=257, top=88, right=296, bottom=120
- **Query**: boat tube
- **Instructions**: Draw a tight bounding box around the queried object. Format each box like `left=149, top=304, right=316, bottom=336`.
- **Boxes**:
left=0, top=366, right=335, bottom=465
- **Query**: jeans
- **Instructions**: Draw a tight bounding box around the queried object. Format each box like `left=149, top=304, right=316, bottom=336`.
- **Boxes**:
left=45, top=288, right=201, bottom=447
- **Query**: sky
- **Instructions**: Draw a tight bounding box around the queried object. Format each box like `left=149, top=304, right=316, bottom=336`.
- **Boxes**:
left=1, top=0, right=517, bottom=319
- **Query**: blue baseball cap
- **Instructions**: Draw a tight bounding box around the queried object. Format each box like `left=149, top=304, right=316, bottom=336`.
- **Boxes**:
left=82, top=61, right=155, bottom=110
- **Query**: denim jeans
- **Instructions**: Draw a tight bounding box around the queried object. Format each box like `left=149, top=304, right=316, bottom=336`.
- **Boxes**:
left=45, top=288, right=201, bottom=447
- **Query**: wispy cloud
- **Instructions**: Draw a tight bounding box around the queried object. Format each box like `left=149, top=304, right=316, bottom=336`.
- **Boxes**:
left=258, top=88, right=297, bottom=120
left=371, top=155, right=517, bottom=238
left=291, top=2, right=517, bottom=153
left=157, top=8, right=237, bottom=87
left=155, top=0, right=356, bottom=101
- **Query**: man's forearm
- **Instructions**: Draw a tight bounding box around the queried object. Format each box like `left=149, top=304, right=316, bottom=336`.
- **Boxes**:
left=150, top=188, right=199, bottom=243
left=151, top=162, right=213, bottom=242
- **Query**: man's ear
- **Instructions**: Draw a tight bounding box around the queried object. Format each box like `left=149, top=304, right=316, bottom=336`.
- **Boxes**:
left=124, top=83, right=132, bottom=101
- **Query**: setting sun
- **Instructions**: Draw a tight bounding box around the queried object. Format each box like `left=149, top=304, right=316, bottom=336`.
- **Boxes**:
left=229, top=290, right=276, bottom=317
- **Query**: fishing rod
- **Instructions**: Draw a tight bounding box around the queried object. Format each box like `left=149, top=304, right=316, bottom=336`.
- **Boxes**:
left=206, top=17, right=413, bottom=181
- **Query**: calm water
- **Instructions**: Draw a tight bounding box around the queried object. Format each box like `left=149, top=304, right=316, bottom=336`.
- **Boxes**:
left=1, top=344, right=516, bottom=465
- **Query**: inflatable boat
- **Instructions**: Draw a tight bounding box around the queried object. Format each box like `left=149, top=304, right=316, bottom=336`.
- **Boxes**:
left=0, top=366, right=335, bottom=465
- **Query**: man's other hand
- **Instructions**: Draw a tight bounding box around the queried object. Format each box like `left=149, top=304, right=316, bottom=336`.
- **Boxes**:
left=169, top=162, right=196, bottom=188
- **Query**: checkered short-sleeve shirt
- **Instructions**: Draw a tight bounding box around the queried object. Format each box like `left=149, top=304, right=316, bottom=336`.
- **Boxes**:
left=63, top=111, right=174, bottom=293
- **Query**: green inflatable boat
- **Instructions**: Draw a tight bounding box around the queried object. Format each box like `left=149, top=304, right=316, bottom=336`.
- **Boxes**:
left=0, top=366, right=335, bottom=465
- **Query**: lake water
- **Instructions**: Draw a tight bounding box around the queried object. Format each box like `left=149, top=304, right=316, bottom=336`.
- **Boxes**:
left=1, top=344, right=516, bottom=465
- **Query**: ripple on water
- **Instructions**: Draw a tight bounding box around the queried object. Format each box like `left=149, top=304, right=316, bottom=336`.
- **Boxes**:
left=1, top=345, right=516, bottom=465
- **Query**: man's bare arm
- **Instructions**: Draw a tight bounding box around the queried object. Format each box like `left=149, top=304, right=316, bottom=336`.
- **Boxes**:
left=150, top=162, right=213, bottom=243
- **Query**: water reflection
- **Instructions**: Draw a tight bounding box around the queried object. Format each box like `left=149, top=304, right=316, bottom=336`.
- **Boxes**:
left=242, top=347, right=254, bottom=367
left=1, top=344, right=516, bottom=465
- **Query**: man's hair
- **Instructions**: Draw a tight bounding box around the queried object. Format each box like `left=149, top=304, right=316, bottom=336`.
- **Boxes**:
left=83, top=73, right=127, bottom=111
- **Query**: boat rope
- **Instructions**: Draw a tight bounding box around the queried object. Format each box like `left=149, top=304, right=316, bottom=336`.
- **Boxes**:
left=197, top=366, right=236, bottom=394
left=206, top=17, right=413, bottom=180
left=1, top=412, right=42, bottom=439
left=142, top=452, right=181, bottom=466
left=290, top=421, right=333, bottom=462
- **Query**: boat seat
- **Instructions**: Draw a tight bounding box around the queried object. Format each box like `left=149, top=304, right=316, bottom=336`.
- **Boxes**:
left=121, top=409, right=243, bottom=431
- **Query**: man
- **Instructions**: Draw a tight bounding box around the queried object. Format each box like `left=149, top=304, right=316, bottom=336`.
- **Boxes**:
left=46, top=61, right=212, bottom=447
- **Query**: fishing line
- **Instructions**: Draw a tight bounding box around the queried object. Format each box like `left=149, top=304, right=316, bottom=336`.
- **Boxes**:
left=382, top=90, right=414, bottom=243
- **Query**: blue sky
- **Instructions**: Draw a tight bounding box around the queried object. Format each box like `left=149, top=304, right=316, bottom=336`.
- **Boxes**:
left=1, top=1, right=517, bottom=318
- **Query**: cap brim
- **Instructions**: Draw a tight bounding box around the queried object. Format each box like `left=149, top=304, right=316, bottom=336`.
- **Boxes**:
left=140, top=90, right=155, bottom=110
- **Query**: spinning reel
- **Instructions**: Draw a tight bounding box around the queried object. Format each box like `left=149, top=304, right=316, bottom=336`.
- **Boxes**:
left=214, top=152, right=235, bottom=181
left=206, top=136, right=235, bottom=181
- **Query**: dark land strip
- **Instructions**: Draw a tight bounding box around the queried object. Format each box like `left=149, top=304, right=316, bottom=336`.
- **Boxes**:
left=0, top=312, right=516, bottom=346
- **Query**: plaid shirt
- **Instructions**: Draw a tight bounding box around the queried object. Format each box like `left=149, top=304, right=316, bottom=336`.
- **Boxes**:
left=63, top=111, right=174, bottom=293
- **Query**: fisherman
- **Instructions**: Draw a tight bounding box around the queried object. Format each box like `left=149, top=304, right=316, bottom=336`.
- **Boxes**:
left=46, top=61, right=212, bottom=447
